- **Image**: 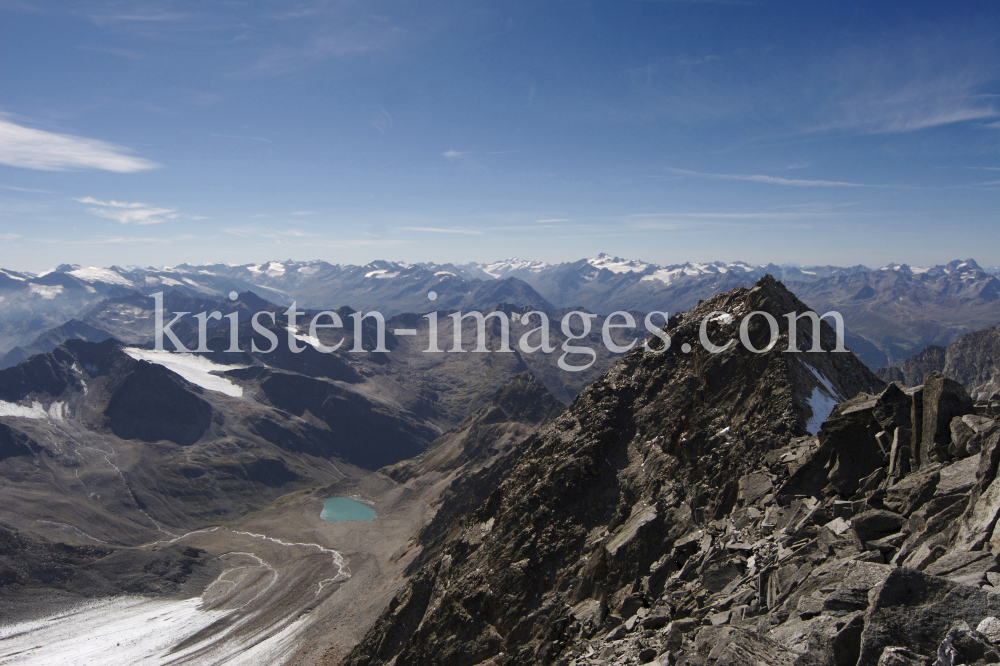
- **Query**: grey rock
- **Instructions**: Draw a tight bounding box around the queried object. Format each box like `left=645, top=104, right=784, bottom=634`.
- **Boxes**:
left=876, top=646, right=933, bottom=666
left=641, top=611, right=671, bottom=629
left=953, top=473, right=1000, bottom=552
left=738, top=472, right=773, bottom=507
left=885, top=468, right=940, bottom=516
left=709, top=610, right=731, bottom=626
left=923, top=550, right=999, bottom=585
left=823, top=561, right=893, bottom=612
left=888, top=428, right=913, bottom=481
left=951, top=415, right=997, bottom=458
left=934, top=622, right=1000, bottom=666
left=934, top=453, right=981, bottom=497
left=978, top=616, right=1000, bottom=644
left=911, top=385, right=925, bottom=471
left=708, top=627, right=796, bottom=665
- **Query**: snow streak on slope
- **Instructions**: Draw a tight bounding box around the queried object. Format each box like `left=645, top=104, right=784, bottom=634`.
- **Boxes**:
left=0, top=400, right=64, bottom=420
left=123, top=348, right=247, bottom=397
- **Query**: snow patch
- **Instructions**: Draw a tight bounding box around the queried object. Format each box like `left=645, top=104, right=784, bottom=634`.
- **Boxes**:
left=0, top=400, right=49, bottom=419
left=364, top=269, right=399, bottom=279
left=804, top=365, right=844, bottom=435
left=28, top=284, right=64, bottom=299
left=123, top=349, right=247, bottom=397
left=0, top=269, right=25, bottom=281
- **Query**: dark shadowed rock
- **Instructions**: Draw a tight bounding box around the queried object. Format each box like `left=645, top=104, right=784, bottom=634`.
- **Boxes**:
left=852, top=510, right=905, bottom=543
left=920, top=372, right=974, bottom=466
left=857, top=568, right=1000, bottom=666
left=822, top=395, right=886, bottom=497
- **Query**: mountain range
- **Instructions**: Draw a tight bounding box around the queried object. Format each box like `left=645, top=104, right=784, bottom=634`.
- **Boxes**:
left=2, top=257, right=1000, bottom=374
left=4, top=274, right=1000, bottom=664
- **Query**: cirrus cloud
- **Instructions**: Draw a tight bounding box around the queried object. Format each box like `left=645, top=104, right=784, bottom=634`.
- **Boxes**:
left=77, top=196, right=177, bottom=225
left=0, top=118, right=158, bottom=172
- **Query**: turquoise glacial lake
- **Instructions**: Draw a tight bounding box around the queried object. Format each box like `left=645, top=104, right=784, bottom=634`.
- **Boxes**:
left=321, top=497, right=376, bottom=522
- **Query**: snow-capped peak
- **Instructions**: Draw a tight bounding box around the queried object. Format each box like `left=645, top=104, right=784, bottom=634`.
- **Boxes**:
left=482, top=257, right=550, bottom=278
left=66, top=266, right=135, bottom=287
left=587, top=253, right=649, bottom=274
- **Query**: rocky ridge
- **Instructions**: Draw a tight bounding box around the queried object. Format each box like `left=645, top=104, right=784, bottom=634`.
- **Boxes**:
left=339, top=276, right=892, bottom=666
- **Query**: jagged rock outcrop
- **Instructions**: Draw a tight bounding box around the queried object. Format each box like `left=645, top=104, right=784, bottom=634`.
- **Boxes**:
left=879, top=321, right=1000, bottom=406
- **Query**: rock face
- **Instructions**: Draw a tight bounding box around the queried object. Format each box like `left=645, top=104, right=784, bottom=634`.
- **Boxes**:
left=338, top=277, right=1000, bottom=666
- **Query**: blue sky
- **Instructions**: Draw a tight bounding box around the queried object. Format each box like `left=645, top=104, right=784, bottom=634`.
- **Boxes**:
left=1, top=0, right=999, bottom=271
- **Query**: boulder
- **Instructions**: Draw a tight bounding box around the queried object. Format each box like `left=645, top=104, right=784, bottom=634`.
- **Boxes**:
left=977, top=616, right=1000, bottom=644
left=857, top=568, right=1000, bottom=666
left=822, top=396, right=886, bottom=497
left=934, top=622, right=1000, bottom=666
left=706, top=628, right=796, bottom=666
left=934, top=454, right=981, bottom=497
left=884, top=468, right=940, bottom=516
left=737, top=472, right=773, bottom=508
left=923, top=550, right=999, bottom=586
left=951, top=415, right=997, bottom=458
left=876, top=647, right=933, bottom=665
left=874, top=382, right=913, bottom=433
left=852, top=510, right=906, bottom=543
left=920, top=371, right=974, bottom=466
left=823, top=561, right=893, bottom=612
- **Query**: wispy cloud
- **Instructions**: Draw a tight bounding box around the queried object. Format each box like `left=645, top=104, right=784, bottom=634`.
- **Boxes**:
left=0, top=118, right=159, bottom=172
left=442, top=150, right=469, bottom=159
left=77, top=197, right=178, bottom=225
left=0, top=233, right=22, bottom=240
left=1, top=184, right=52, bottom=193
left=536, top=218, right=570, bottom=223
left=400, top=226, right=484, bottom=235
left=669, top=168, right=887, bottom=188
left=290, top=210, right=316, bottom=216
